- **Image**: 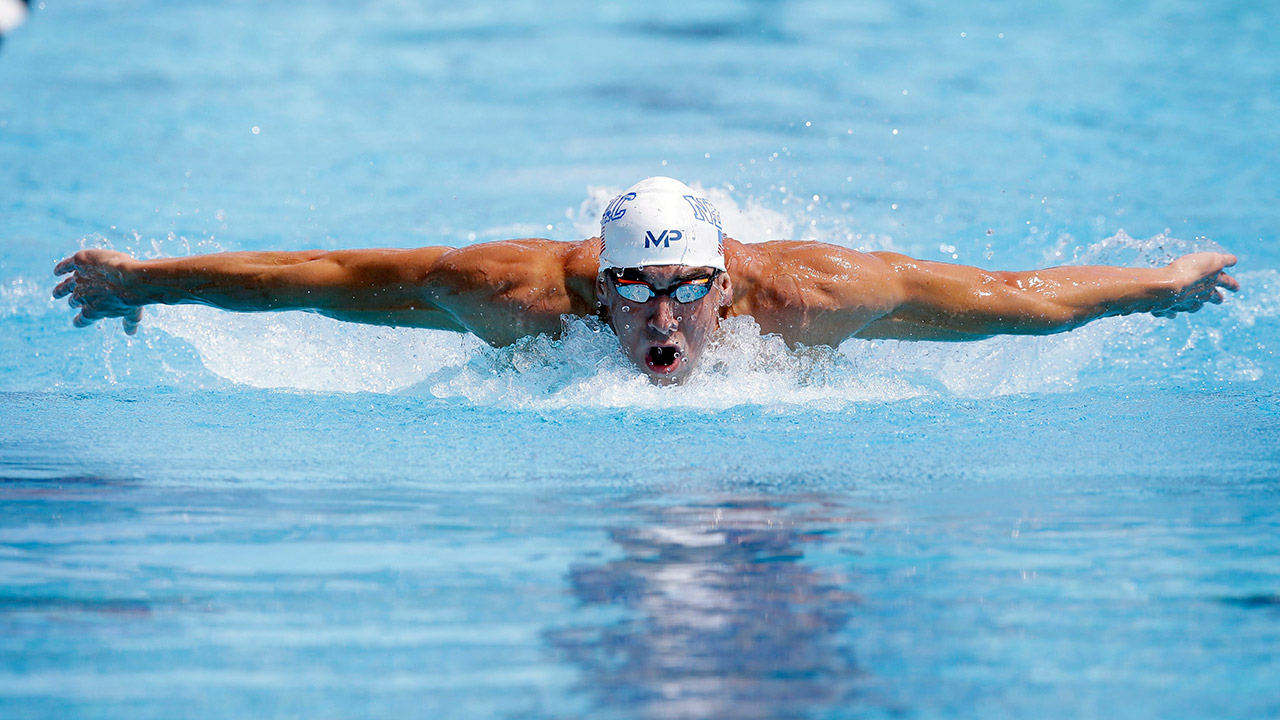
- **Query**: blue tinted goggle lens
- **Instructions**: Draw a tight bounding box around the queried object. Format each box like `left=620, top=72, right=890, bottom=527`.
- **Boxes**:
left=673, top=282, right=713, bottom=303
left=613, top=283, right=654, bottom=303
left=613, top=277, right=713, bottom=304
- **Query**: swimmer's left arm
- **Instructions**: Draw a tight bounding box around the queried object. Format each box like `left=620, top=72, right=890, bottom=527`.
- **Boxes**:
left=852, top=251, right=1239, bottom=341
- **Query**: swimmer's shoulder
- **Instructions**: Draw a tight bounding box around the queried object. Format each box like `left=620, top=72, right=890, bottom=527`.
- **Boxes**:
left=430, top=238, right=593, bottom=279
left=725, top=238, right=894, bottom=282
left=425, top=238, right=597, bottom=308
left=725, top=238, right=901, bottom=322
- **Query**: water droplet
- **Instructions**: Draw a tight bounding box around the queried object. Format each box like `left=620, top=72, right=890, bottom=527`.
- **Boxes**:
left=622, top=305, right=631, bottom=313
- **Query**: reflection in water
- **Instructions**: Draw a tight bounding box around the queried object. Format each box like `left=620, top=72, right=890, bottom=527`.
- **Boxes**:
left=549, top=498, right=863, bottom=719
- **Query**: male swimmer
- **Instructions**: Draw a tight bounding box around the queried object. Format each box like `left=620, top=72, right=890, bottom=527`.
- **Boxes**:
left=53, top=177, right=1238, bottom=385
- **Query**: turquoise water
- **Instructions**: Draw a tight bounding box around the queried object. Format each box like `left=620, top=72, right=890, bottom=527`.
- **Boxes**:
left=2, top=1, right=1279, bottom=718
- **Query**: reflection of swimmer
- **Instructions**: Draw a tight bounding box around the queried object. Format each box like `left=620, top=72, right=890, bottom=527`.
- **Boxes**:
left=53, top=177, right=1238, bottom=385
left=547, top=501, right=859, bottom=719
left=0, top=0, right=29, bottom=46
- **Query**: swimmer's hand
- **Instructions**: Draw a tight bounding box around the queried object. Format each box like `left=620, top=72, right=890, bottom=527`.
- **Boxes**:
left=1149, top=252, right=1239, bottom=318
left=53, top=249, right=144, bottom=335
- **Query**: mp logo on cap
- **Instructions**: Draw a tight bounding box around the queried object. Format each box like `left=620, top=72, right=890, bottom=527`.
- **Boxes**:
left=644, top=230, right=683, bottom=248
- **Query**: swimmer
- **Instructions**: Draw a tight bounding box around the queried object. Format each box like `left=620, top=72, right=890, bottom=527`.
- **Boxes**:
left=53, top=177, right=1239, bottom=384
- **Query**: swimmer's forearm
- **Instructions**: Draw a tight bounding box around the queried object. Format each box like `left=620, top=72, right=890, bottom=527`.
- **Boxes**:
left=988, top=255, right=1236, bottom=330
left=126, top=251, right=326, bottom=310
left=983, top=265, right=1177, bottom=330
left=54, top=246, right=475, bottom=334
left=859, top=252, right=1236, bottom=339
left=127, top=249, right=446, bottom=313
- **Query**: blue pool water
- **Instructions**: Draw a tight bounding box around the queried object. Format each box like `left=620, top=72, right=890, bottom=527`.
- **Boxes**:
left=2, top=1, right=1278, bottom=718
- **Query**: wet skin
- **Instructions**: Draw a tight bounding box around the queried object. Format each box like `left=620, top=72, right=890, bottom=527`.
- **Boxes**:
left=596, top=266, right=733, bottom=385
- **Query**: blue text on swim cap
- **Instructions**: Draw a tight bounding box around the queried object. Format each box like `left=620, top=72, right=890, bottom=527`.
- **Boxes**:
left=601, top=192, right=636, bottom=225
left=682, top=195, right=722, bottom=229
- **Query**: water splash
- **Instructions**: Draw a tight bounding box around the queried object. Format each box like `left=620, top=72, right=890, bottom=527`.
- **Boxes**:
left=420, top=315, right=923, bottom=410
left=1072, top=228, right=1230, bottom=266
left=147, top=307, right=481, bottom=393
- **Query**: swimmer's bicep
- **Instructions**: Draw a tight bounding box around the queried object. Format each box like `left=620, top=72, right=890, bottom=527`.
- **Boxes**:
left=308, top=247, right=493, bottom=333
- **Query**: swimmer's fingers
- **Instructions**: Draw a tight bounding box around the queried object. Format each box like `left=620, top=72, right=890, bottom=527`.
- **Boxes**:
left=52, top=275, right=75, bottom=299
left=52, top=249, right=146, bottom=332
left=53, top=254, right=78, bottom=276
left=122, top=308, right=143, bottom=336
left=1152, top=289, right=1218, bottom=318
left=69, top=302, right=139, bottom=333
left=1217, top=272, right=1240, bottom=293
left=55, top=249, right=123, bottom=275
left=1152, top=256, right=1241, bottom=319
left=78, top=305, right=107, bottom=322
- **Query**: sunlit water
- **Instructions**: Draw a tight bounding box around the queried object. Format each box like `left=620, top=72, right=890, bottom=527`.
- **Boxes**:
left=2, top=1, right=1278, bottom=718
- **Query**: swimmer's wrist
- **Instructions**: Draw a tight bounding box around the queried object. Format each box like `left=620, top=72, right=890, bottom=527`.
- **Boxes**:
left=1123, top=267, right=1180, bottom=314
left=127, top=260, right=184, bottom=306
left=1148, top=266, right=1184, bottom=298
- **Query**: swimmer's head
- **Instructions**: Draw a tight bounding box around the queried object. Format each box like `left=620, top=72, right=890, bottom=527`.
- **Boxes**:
left=596, top=178, right=733, bottom=385
left=598, top=177, right=726, bottom=272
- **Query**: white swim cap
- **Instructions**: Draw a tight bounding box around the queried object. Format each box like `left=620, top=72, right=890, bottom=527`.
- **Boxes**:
left=599, top=177, right=725, bottom=271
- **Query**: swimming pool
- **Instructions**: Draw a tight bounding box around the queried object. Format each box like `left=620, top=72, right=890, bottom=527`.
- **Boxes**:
left=2, top=1, right=1278, bottom=717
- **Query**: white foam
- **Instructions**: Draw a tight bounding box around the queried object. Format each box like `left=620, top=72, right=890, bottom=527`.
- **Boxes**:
left=147, top=306, right=482, bottom=393
left=1071, top=228, right=1230, bottom=266
left=419, top=315, right=925, bottom=410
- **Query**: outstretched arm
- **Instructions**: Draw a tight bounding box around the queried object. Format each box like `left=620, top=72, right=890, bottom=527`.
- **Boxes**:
left=853, top=251, right=1239, bottom=341
left=52, top=247, right=467, bottom=335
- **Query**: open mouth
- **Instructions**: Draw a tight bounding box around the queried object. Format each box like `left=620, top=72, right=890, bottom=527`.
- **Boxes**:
left=645, top=345, right=681, bottom=374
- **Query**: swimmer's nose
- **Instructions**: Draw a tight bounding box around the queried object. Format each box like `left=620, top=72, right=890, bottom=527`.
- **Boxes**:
left=648, top=296, right=679, bottom=335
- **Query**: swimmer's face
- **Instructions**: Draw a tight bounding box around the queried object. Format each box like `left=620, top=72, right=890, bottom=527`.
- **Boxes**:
left=597, top=265, right=733, bottom=385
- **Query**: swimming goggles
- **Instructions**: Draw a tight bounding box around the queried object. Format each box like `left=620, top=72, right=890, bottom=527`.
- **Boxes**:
left=610, top=271, right=719, bottom=304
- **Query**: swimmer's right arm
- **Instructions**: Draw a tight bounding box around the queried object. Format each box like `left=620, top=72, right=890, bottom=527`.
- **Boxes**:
left=52, top=247, right=468, bottom=335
